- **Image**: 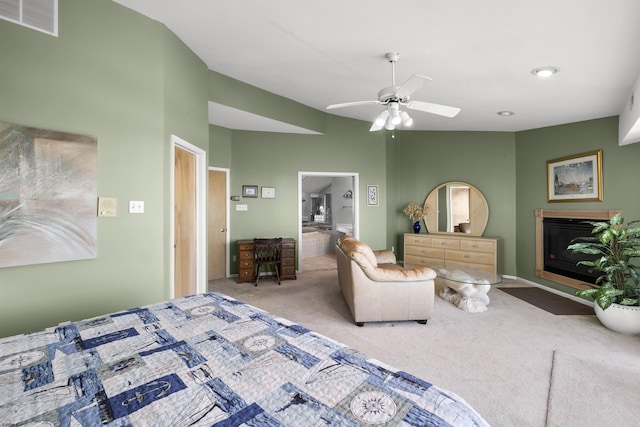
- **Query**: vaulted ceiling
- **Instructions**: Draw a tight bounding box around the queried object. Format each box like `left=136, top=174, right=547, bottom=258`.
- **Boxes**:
left=113, top=0, right=640, bottom=133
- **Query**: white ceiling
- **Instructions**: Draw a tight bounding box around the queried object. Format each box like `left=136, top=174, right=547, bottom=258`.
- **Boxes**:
left=113, top=0, right=640, bottom=133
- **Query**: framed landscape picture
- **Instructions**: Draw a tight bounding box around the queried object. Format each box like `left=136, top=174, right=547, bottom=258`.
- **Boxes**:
left=547, top=150, right=602, bottom=202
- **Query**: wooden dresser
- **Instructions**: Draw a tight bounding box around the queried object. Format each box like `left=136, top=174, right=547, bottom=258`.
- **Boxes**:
left=404, top=233, right=500, bottom=274
left=237, top=238, right=297, bottom=282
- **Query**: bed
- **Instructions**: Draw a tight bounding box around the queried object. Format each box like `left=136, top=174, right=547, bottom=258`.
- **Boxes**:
left=0, top=292, right=489, bottom=426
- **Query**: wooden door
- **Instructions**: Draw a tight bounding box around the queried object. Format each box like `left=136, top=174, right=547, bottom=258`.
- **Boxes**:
left=208, top=169, right=227, bottom=280
left=174, top=146, right=196, bottom=297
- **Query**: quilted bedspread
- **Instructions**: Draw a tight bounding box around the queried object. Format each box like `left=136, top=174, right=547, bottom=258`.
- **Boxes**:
left=0, top=292, right=489, bottom=426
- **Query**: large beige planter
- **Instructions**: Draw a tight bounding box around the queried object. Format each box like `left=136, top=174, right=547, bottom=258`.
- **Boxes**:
left=594, top=303, right=640, bottom=335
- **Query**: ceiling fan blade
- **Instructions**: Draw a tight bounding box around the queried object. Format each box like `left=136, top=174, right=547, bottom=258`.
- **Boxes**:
left=396, top=74, right=432, bottom=99
left=369, top=121, right=383, bottom=132
left=327, top=100, right=380, bottom=110
left=406, top=100, right=461, bottom=118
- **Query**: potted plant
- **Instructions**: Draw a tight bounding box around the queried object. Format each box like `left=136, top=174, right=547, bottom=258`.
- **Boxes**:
left=568, top=213, right=640, bottom=334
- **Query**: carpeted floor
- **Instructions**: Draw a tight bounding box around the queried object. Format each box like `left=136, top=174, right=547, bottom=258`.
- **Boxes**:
left=209, top=268, right=640, bottom=427
left=498, top=287, right=595, bottom=315
left=546, top=351, right=640, bottom=426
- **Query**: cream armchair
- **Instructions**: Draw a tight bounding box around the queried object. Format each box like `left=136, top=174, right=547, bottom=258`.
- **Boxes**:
left=335, top=235, right=436, bottom=326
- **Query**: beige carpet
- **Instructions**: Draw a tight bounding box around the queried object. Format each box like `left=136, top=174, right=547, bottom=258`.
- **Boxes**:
left=209, top=267, right=640, bottom=427
left=546, top=351, right=640, bottom=426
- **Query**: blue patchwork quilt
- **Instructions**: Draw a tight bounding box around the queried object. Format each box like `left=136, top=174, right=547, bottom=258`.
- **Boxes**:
left=0, top=292, right=489, bottom=426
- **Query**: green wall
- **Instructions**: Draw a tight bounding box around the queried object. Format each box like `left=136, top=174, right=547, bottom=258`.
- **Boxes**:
left=391, top=131, right=518, bottom=274
left=0, top=0, right=208, bottom=337
left=515, top=116, right=640, bottom=293
left=220, top=116, right=389, bottom=273
left=2, top=0, right=637, bottom=339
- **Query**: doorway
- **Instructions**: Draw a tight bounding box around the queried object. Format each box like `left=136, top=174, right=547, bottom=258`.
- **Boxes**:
left=171, top=135, right=207, bottom=298
left=298, top=172, right=358, bottom=271
left=208, top=167, right=229, bottom=280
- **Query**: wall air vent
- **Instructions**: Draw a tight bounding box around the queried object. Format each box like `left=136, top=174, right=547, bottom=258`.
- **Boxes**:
left=0, top=0, right=58, bottom=36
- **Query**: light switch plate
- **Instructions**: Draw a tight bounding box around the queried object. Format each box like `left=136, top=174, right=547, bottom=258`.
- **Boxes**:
left=236, top=204, right=248, bottom=211
left=98, top=197, right=117, bottom=217
left=129, top=200, right=144, bottom=213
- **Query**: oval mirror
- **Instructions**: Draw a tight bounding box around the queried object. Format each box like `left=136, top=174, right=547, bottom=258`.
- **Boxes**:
left=423, top=181, right=489, bottom=236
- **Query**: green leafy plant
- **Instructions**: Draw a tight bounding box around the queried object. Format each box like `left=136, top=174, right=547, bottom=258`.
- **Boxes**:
left=568, top=213, right=640, bottom=310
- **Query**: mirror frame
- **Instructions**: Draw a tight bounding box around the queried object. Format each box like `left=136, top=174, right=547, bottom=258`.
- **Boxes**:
left=423, top=181, right=489, bottom=236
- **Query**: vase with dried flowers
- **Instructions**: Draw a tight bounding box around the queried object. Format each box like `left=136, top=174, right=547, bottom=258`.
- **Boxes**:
left=403, top=202, right=425, bottom=233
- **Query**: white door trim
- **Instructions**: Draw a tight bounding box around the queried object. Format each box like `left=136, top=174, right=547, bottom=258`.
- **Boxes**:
left=170, top=135, right=207, bottom=298
left=209, top=166, right=230, bottom=278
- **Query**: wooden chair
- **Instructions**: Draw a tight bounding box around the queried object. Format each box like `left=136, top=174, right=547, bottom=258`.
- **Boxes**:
left=253, top=238, right=282, bottom=286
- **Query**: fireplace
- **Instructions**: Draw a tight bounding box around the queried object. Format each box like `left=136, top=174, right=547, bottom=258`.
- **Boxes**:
left=543, top=217, right=599, bottom=284
left=535, top=209, right=620, bottom=289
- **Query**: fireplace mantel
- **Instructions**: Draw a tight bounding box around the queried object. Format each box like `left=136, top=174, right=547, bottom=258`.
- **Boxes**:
left=535, top=209, right=620, bottom=289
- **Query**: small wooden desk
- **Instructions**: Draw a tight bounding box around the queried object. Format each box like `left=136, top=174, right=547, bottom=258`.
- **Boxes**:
left=237, top=238, right=297, bottom=283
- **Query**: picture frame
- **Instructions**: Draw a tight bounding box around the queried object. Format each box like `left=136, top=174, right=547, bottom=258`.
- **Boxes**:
left=547, top=150, right=603, bottom=202
left=261, top=186, right=276, bottom=199
left=367, top=184, right=379, bottom=206
left=242, top=185, right=258, bottom=198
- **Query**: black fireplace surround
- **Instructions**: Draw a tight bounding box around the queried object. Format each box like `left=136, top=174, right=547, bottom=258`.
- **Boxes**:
left=543, top=217, right=600, bottom=284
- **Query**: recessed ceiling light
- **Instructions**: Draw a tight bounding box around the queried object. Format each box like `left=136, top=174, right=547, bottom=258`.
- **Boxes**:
left=497, top=111, right=514, bottom=116
left=531, top=66, right=559, bottom=78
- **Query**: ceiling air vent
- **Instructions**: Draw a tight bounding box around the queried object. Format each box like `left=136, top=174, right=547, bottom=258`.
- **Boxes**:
left=0, top=0, right=58, bottom=36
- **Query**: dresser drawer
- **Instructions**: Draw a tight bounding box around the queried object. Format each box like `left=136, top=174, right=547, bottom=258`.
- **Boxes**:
left=238, top=268, right=254, bottom=280
left=446, top=249, right=494, bottom=265
left=282, top=248, right=295, bottom=258
left=281, top=265, right=296, bottom=276
left=431, top=238, right=460, bottom=249
left=405, top=254, right=442, bottom=267
left=404, top=235, right=431, bottom=247
left=238, top=242, right=254, bottom=251
left=239, top=250, right=253, bottom=261
left=281, top=257, right=295, bottom=267
left=239, top=259, right=254, bottom=269
left=460, top=239, right=495, bottom=253
left=405, top=245, right=443, bottom=259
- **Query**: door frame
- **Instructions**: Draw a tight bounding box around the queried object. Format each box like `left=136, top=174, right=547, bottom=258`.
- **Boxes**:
left=208, top=166, right=230, bottom=278
left=298, top=171, right=359, bottom=267
left=170, top=134, right=207, bottom=298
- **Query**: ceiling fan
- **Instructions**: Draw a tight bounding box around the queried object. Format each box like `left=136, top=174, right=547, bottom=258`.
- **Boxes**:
left=327, top=53, right=460, bottom=132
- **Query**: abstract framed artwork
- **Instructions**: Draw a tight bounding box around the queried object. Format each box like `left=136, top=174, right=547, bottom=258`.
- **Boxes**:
left=0, top=121, right=97, bottom=268
left=367, top=184, right=379, bottom=206
left=547, top=150, right=603, bottom=202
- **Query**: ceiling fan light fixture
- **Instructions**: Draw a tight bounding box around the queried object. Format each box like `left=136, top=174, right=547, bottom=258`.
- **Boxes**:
left=531, top=66, right=559, bottom=78
left=389, top=103, right=402, bottom=125
left=384, top=115, right=395, bottom=130
left=374, top=110, right=389, bottom=126
left=400, top=111, right=413, bottom=127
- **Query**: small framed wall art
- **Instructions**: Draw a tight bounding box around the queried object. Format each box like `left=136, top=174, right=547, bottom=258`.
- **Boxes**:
left=242, top=185, right=258, bottom=198
left=547, top=150, right=603, bottom=202
left=261, top=186, right=276, bottom=199
left=367, top=185, right=379, bottom=206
